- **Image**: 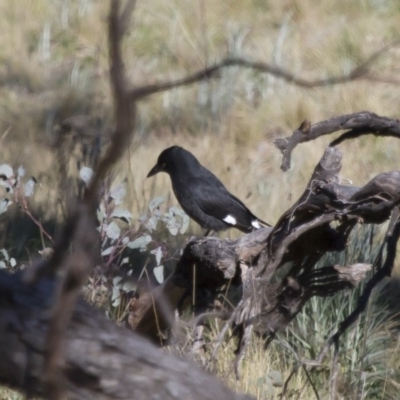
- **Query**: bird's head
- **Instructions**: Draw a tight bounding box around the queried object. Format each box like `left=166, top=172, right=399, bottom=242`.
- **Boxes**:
left=147, top=146, right=197, bottom=178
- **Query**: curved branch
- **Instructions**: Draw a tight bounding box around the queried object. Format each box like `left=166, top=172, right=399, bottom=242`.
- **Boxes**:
left=130, top=41, right=400, bottom=100
left=25, top=1, right=138, bottom=398
left=274, top=111, right=400, bottom=171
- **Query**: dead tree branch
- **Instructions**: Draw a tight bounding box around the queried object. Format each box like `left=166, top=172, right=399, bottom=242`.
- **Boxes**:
left=130, top=41, right=400, bottom=100
left=274, top=111, right=400, bottom=171
left=0, top=270, right=252, bottom=400
left=0, top=1, right=255, bottom=398
left=21, top=0, right=137, bottom=398
left=0, top=0, right=399, bottom=396
left=129, top=114, right=400, bottom=377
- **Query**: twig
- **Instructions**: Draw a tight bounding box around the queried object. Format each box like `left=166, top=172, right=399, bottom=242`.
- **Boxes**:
left=24, top=208, right=54, bottom=244
left=329, top=338, right=339, bottom=400
left=303, top=365, right=320, bottom=400
left=281, top=364, right=300, bottom=399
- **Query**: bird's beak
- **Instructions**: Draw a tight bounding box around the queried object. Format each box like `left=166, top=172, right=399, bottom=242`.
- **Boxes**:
left=147, top=164, right=161, bottom=178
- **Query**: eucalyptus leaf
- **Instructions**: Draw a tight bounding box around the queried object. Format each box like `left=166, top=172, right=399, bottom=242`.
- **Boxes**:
left=168, top=206, right=189, bottom=234
left=0, top=198, right=11, bottom=215
left=155, top=247, right=162, bottom=265
left=169, top=206, right=184, bottom=216
left=105, top=221, right=121, bottom=240
left=110, top=184, right=126, bottom=205
left=17, top=166, right=26, bottom=177
left=79, top=166, right=93, bottom=186
left=149, top=196, right=164, bottom=212
left=0, top=180, right=13, bottom=193
left=153, top=265, right=164, bottom=284
left=121, top=280, right=137, bottom=292
left=180, top=213, right=190, bottom=234
left=0, top=164, right=13, bottom=179
left=166, top=216, right=179, bottom=236
left=127, top=235, right=152, bottom=250
left=113, top=276, right=122, bottom=286
left=0, top=248, right=9, bottom=261
left=97, top=203, right=106, bottom=223
left=101, top=246, right=114, bottom=256
left=267, top=370, right=283, bottom=387
left=161, top=209, right=173, bottom=221
left=24, top=177, right=36, bottom=197
left=111, top=209, right=132, bottom=223
left=111, top=286, right=121, bottom=307
left=145, top=215, right=159, bottom=231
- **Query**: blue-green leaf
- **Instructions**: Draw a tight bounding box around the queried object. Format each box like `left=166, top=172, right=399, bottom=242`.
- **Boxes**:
left=110, top=184, right=126, bottom=205
left=79, top=167, right=93, bottom=186
left=153, top=265, right=164, bottom=284
left=105, top=222, right=121, bottom=240
left=0, top=198, right=11, bottom=215
left=0, top=164, right=13, bottom=179
left=111, top=209, right=132, bottom=223
left=149, top=196, right=164, bottom=212
left=24, top=177, right=36, bottom=197
left=127, top=235, right=152, bottom=250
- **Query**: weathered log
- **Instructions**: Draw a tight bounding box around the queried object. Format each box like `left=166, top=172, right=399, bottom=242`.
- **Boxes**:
left=274, top=111, right=400, bottom=171
left=0, top=270, right=252, bottom=400
left=127, top=143, right=400, bottom=379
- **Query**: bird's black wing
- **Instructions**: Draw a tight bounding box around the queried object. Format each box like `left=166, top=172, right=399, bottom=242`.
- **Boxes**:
left=189, top=177, right=260, bottom=232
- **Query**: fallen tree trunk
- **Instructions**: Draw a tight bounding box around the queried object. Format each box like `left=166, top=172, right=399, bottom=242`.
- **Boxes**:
left=0, top=270, right=252, bottom=400
left=129, top=138, right=400, bottom=376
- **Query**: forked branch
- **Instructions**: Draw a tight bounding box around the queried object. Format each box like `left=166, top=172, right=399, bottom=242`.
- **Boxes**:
left=274, top=111, right=400, bottom=171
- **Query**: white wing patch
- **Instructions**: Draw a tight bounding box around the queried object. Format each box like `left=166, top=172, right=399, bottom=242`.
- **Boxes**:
left=252, top=220, right=261, bottom=229
left=223, top=215, right=237, bottom=225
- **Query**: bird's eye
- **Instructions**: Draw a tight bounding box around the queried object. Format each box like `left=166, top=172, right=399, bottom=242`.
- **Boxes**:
left=161, top=163, right=166, bottom=168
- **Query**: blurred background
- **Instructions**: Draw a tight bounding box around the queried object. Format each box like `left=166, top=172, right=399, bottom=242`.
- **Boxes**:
left=1, top=0, right=400, bottom=398
left=1, top=0, right=400, bottom=235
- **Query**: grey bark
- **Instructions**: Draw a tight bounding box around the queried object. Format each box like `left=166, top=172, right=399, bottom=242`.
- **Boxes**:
left=0, top=270, right=252, bottom=400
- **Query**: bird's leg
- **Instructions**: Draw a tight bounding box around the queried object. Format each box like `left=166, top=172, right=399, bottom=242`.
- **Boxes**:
left=204, top=229, right=215, bottom=237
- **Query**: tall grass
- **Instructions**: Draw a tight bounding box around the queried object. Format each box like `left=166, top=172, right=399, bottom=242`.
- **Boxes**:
left=215, top=225, right=400, bottom=399
left=1, top=0, right=400, bottom=398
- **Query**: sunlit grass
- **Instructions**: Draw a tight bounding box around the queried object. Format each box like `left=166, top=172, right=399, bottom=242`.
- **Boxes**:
left=0, top=387, right=24, bottom=400
left=1, top=0, right=400, bottom=398
left=213, top=225, right=400, bottom=399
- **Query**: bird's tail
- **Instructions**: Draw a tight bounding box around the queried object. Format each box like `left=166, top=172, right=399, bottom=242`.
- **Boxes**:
left=251, top=217, right=272, bottom=230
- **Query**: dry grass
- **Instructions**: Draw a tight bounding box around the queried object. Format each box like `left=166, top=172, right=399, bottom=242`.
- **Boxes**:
left=1, top=0, right=400, bottom=398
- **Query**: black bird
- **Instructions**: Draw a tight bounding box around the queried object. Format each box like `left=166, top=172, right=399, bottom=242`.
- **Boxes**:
left=147, top=146, right=270, bottom=234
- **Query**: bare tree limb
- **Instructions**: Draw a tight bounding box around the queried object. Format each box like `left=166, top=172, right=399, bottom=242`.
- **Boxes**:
left=0, top=0, right=399, bottom=395
left=274, top=111, right=400, bottom=171
left=130, top=41, right=400, bottom=100
left=120, top=0, right=137, bottom=36
left=25, top=1, right=138, bottom=398
left=44, top=207, right=99, bottom=399
left=128, top=139, right=400, bottom=381
left=0, top=270, right=252, bottom=400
